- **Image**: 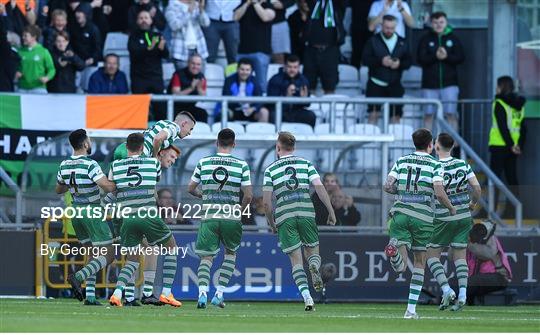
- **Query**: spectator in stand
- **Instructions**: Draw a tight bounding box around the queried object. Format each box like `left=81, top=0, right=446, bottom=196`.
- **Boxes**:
left=368, top=0, right=414, bottom=38
left=349, top=0, right=373, bottom=68
left=0, top=18, right=20, bottom=92
left=312, top=173, right=345, bottom=226
left=302, top=0, right=346, bottom=95
left=467, top=221, right=512, bottom=305
left=0, top=0, right=36, bottom=37
left=166, top=0, right=210, bottom=72
left=70, top=2, right=101, bottom=66
left=267, top=54, right=316, bottom=127
left=42, top=9, right=68, bottom=50
left=15, top=25, right=55, bottom=93
left=87, top=53, right=129, bottom=94
left=287, top=0, right=309, bottom=61
left=106, top=0, right=130, bottom=32
left=417, top=12, right=465, bottom=131
left=362, top=15, right=411, bottom=124
left=47, top=31, right=84, bottom=93
left=216, top=57, right=269, bottom=123
left=331, top=190, right=361, bottom=226
left=488, top=76, right=527, bottom=215
left=204, top=0, right=240, bottom=65
left=169, top=53, right=208, bottom=123
left=128, top=10, right=169, bottom=120
left=234, top=0, right=275, bottom=93
left=270, top=0, right=293, bottom=64
left=128, top=0, right=166, bottom=33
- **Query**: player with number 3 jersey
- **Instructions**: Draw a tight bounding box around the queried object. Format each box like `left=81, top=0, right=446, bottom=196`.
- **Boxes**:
left=263, top=132, right=336, bottom=311
left=383, top=128, right=455, bottom=319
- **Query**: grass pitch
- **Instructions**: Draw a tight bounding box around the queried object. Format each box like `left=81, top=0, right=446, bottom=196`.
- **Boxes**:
left=1, top=299, right=539, bottom=332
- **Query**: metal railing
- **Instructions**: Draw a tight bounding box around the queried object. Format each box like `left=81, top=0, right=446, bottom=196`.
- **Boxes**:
left=0, top=167, right=22, bottom=224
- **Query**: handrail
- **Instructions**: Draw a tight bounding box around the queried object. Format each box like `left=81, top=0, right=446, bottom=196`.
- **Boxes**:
left=0, top=167, right=22, bottom=224
left=435, top=105, right=523, bottom=229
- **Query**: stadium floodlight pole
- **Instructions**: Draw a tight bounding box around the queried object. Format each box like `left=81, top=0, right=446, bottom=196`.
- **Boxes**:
left=221, top=99, right=229, bottom=129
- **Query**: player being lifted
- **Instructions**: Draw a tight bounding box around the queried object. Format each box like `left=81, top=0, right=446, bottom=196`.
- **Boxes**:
left=108, top=133, right=182, bottom=307
left=263, top=132, right=336, bottom=311
left=188, top=129, right=253, bottom=309
left=427, top=133, right=481, bottom=311
left=109, top=111, right=195, bottom=306
left=56, top=129, right=116, bottom=305
left=383, top=128, right=455, bottom=319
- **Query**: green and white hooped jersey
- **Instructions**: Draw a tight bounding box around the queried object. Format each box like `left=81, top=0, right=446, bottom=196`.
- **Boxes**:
left=388, top=151, right=444, bottom=223
left=57, top=156, right=105, bottom=206
left=191, top=153, right=251, bottom=221
left=434, top=157, right=475, bottom=221
left=143, top=120, right=180, bottom=156
left=110, top=155, right=161, bottom=209
left=263, top=155, right=320, bottom=226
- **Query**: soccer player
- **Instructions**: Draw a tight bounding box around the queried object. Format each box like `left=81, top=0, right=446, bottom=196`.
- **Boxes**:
left=383, top=128, right=456, bottom=319
left=427, top=133, right=481, bottom=311
left=187, top=129, right=253, bottom=309
left=262, top=132, right=336, bottom=311
left=109, top=112, right=194, bottom=305
left=108, top=133, right=182, bottom=307
left=56, top=129, right=116, bottom=305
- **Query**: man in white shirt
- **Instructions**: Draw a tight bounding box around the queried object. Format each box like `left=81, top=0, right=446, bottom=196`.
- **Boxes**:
left=368, top=0, right=415, bottom=38
left=204, top=0, right=242, bottom=64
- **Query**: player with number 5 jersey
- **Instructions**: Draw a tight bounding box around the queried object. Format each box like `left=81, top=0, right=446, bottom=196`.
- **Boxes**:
left=56, top=129, right=117, bottom=305
left=263, top=132, right=336, bottom=311
left=188, top=128, right=253, bottom=309
left=383, top=128, right=455, bottom=319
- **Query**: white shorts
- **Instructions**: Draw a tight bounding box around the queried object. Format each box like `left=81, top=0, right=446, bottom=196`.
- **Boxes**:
left=423, top=86, right=459, bottom=116
left=271, top=21, right=291, bottom=54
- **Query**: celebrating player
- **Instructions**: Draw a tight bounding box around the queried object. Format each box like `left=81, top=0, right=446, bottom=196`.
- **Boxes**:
left=262, top=132, right=336, bottom=311
left=108, top=133, right=182, bottom=307
left=108, top=112, right=194, bottom=305
left=427, top=133, right=481, bottom=311
left=188, top=128, right=253, bottom=309
left=383, top=128, right=455, bottom=319
left=56, top=129, right=116, bottom=305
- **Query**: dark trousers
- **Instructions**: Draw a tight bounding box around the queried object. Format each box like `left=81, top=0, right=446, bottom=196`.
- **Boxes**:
left=303, top=45, right=339, bottom=92
left=204, top=20, right=239, bottom=64
left=366, top=79, right=405, bottom=117
left=490, top=146, right=520, bottom=216
left=131, top=78, right=166, bottom=121
left=467, top=273, right=508, bottom=305
left=174, top=103, right=208, bottom=123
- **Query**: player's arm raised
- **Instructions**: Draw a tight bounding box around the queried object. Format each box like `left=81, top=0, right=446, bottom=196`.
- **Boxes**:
left=312, top=178, right=336, bottom=226
left=152, top=130, right=169, bottom=158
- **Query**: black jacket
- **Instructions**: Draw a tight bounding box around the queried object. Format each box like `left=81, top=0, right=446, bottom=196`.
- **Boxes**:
left=0, top=20, right=20, bottom=92
left=311, top=192, right=361, bottom=226
left=128, top=29, right=169, bottom=83
left=47, top=46, right=86, bottom=93
left=362, top=33, right=411, bottom=85
left=304, top=0, right=346, bottom=46
left=417, top=27, right=465, bottom=89
left=70, top=3, right=102, bottom=65
left=267, top=68, right=310, bottom=112
left=491, top=93, right=527, bottom=149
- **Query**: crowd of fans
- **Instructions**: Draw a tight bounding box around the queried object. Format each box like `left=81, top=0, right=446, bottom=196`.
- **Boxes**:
left=0, top=0, right=467, bottom=130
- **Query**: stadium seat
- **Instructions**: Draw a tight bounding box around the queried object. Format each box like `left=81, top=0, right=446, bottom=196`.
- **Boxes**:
left=319, top=94, right=355, bottom=123
left=192, top=122, right=212, bottom=133
left=245, top=122, right=276, bottom=134
left=211, top=121, right=245, bottom=134
left=388, top=124, right=414, bottom=140
left=118, top=56, right=131, bottom=89
left=205, top=63, right=225, bottom=88
left=162, top=62, right=176, bottom=88
left=359, top=66, right=369, bottom=94
left=401, top=66, right=422, bottom=88
left=348, top=123, right=382, bottom=135
left=280, top=122, right=314, bottom=135
left=80, top=66, right=99, bottom=92
left=314, top=123, right=345, bottom=134
left=103, top=32, right=129, bottom=57
left=266, top=63, right=282, bottom=82
left=350, top=123, right=383, bottom=171
left=336, top=64, right=360, bottom=96
left=197, top=87, right=222, bottom=119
